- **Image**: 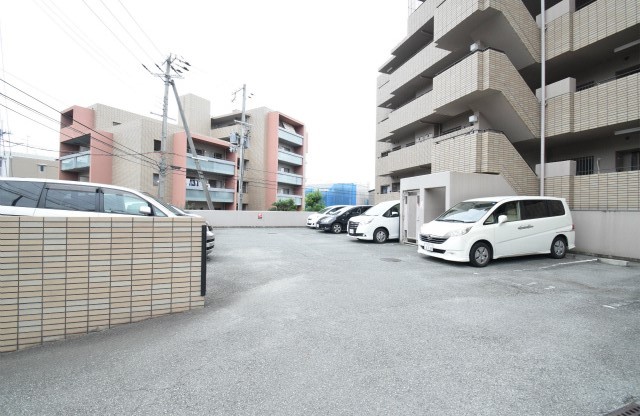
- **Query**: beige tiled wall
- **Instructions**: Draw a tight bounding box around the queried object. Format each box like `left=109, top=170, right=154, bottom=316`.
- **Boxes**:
left=432, top=131, right=539, bottom=195
left=546, top=171, right=640, bottom=211
left=0, top=217, right=205, bottom=353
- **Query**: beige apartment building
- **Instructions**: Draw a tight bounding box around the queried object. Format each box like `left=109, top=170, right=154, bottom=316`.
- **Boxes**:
left=1, top=152, right=59, bottom=179
left=58, top=94, right=307, bottom=211
left=375, top=0, right=639, bottom=259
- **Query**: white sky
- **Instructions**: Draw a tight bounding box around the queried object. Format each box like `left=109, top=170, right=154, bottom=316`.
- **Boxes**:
left=0, top=0, right=409, bottom=187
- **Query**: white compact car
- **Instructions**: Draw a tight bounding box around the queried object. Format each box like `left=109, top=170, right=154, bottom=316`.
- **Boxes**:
left=306, top=205, right=345, bottom=228
left=417, top=196, right=575, bottom=267
left=347, top=200, right=400, bottom=243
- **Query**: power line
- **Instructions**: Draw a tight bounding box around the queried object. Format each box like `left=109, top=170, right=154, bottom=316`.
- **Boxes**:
left=116, top=0, right=164, bottom=59
left=0, top=78, right=160, bottom=168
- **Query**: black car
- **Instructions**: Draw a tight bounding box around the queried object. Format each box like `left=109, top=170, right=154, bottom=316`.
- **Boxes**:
left=316, top=205, right=372, bottom=233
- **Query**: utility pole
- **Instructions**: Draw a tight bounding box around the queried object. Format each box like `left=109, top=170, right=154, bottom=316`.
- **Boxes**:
left=0, top=121, right=11, bottom=177
left=231, top=84, right=251, bottom=211
left=540, top=0, right=546, bottom=196
left=158, top=56, right=171, bottom=200
left=170, top=80, right=214, bottom=210
left=153, top=54, right=212, bottom=209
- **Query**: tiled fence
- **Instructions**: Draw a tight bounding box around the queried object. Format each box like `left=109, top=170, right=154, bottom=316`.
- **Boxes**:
left=0, top=216, right=206, bottom=353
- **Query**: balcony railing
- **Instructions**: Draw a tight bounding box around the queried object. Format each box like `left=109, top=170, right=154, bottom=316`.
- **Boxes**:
left=277, top=194, right=303, bottom=206
left=277, top=172, right=303, bottom=186
left=278, top=128, right=304, bottom=147
left=278, top=150, right=303, bottom=166
left=186, top=155, right=235, bottom=176
left=60, top=151, right=90, bottom=172
left=185, top=186, right=235, bottom=203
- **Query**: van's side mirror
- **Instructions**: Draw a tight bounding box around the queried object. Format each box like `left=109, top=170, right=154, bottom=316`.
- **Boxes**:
left=391, top=211, right=399, bottom=218
left=139, top=205, right=152, bottom=216
left=498, top=214, right=508, bottom=224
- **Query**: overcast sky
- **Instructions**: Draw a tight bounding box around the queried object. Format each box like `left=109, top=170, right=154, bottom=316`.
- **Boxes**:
left=0, top=0, right=409, bottom=187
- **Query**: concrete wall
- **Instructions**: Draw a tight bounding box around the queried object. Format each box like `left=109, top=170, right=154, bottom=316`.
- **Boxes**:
left=0, top=216, right=205, bottom=353
left=572, top=211, right=640, bottom=260
left=190, top=210, right=310, bottom=228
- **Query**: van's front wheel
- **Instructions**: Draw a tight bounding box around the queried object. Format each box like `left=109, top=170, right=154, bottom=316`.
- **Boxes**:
left=469, top=242, right=491, bottom=267
left=550, top=236, right=567, bottom=259
left=373, top=228, right=388, bottom=244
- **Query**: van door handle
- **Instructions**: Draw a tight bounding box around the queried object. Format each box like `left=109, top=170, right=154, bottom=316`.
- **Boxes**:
left=518, top=225, right=533, bottom=230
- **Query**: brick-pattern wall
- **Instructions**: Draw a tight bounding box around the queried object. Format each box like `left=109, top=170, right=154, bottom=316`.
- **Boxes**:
left=573, top=0, right=639, bottom=52
left=432, top=131, right=539, bottom=195
left=546, top=171, right=640, bottom=211
left=0, top=217, right=205, bottom=353
left=574, top=73, right=640, bottom=132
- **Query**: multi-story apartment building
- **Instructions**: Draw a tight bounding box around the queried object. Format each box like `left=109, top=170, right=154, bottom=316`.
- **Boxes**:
left=1, top=152, right=59, bottom=179
left=375, top=0, right=639, bottom=259
left=58, top=94, right=307, bottom=211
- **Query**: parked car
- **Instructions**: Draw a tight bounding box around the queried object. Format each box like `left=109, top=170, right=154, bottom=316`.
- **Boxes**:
left=0, top=177, right=215, bottom=256
left=417, top=196, right=575, bottom=267
left=306, top=205, right=346, bottom=228
left=316, top=205, right=372, bottom=233
left=347, top=200, right=400, bottom=243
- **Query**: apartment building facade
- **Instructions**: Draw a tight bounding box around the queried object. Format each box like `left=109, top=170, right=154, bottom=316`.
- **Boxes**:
left=375, top=0, right=639, bottom=259
left=58, top=94, right=307, bottom=211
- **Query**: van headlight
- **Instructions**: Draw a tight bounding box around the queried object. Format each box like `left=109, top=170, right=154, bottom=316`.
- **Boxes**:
left=445, top=227, right=472, bottom=237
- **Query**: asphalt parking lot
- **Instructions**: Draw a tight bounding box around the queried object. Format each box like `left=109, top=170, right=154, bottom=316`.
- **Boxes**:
left=1, top=227, right=639, bottom=415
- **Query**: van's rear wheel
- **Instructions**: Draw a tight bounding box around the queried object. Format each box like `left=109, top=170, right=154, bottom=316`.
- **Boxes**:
left=373, top=228, right=388, bottom=244
left=550, top=236, right=567, bottom=259
left=469, top=242, right=491, bottom=267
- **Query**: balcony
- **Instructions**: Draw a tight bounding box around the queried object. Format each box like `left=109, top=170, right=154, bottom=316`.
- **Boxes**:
left=432, top=49, right=539, bottom=142
left=277, top=172, right=303, bottom=186
left=277, top=194, right=303, bottom=206
left=278, top=150, right=303, bottom=166
left=380, top=91, right=435, bottom=142
left=377, top=139, right=434, bottom=176
left=185, top=186, right=235, bottom=203
left=434, top=0, right=539, bottom=69
left=278, top=127, right=304, bottom=147
left=60, top=151, right=90, bottom=172
left=186, top=155, right=235, bottom=176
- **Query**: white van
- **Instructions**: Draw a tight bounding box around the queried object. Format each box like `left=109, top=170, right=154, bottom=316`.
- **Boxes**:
left=417, top=196, right=575, bottom=267
left=0, top=177, right=215, bottom=255
left=347, top=200, right=400, bottom=243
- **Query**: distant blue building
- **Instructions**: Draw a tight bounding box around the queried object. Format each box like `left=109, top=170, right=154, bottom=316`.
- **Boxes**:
left=305, top=183, right=369, bottom=206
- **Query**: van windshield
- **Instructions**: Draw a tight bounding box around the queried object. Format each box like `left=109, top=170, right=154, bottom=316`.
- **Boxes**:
left=436, top=201, right=497, bottom=223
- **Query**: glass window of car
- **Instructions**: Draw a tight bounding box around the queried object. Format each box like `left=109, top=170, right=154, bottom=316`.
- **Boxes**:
left=383, top=203, right=400, bottom=218
left=437, top=201, right=497, bottom=223
left=521, top=200, right=550, bottom=220
left=548, top=200, right=565, bottom=217
left=0, top=180, right=44, bottom=208
left=43, top=185, right=98, bottom=211
left=484, top=201, right=519, bottom=224
left=102, top=189, right=153, bottom=216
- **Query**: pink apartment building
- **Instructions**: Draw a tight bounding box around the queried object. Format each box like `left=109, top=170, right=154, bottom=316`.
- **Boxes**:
left=58, top=94, right=307, bottom=211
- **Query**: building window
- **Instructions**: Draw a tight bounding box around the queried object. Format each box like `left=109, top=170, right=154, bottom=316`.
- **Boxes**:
left=37, top=164, right=46, bottom=173
left=61, top=110, right=73, bottom=129
left=574, top=156, right=594, bottom=175
left=381, top=185, right=389, bottom=194
left=616, top=149, right=640, bottom=172
left=391, top=182, right=400, bottom=192
left=213, top=152, right=223, bottom=159
left=196, top=149, right=204, bottom=156
left=153, top=173, right=159, bottom=186
left=154, top=140, right=161, bottom=151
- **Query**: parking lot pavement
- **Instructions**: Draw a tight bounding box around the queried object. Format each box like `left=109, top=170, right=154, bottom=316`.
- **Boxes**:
left=1, top=228, right=639, bottom=415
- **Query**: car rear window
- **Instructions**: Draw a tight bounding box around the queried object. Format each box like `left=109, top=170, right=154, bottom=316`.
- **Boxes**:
left=0, top=180, right=44, bottom=208
left=548, top=200, right=565, bottom=216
